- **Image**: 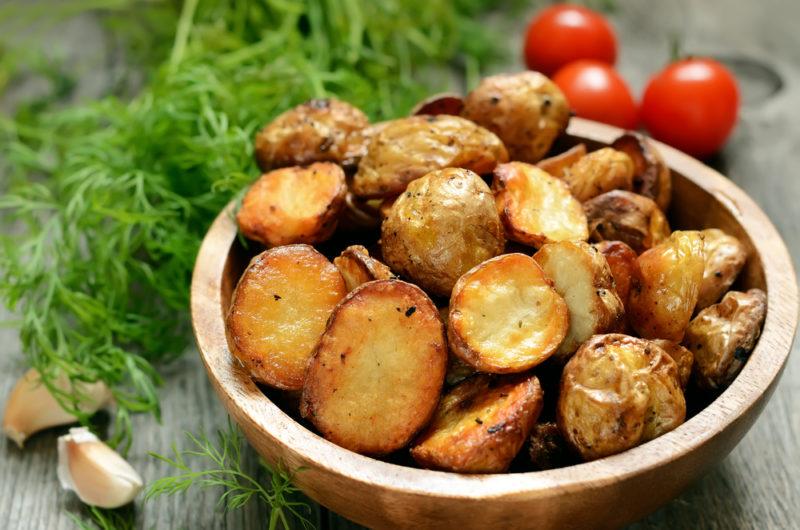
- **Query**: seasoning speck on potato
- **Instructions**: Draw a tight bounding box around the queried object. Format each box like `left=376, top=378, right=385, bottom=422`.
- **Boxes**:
left=561, top=147, right=635, bottom=202
left=583, top=190, right=671, bottom=253
left=696, top=228, right=748, bottom=311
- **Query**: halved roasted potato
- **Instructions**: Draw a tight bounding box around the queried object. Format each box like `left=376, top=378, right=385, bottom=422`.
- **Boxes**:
left=352, top=115, right=508, bottom=198
left=683, top=289, right=767, bottom=390
left=650, top=339, right=694, bottom=389
left=537, top=143, right=588, bottom=178
left=628, top=230, right=705, bottom=341
left=225, top=245, right=346, bottom=390
left=492, top=162, right=588, bottom=247
left=236, top=162, right=347, bottom=246
left=611, top=132, right=672, bottom=211
left=583, top=190, right=671, bottom=253
left=333, top=245, right=394, bottom=292
left=696, top=228, right=748, bottom=311
left=461, top=71, right=570, bottom=162
left=448, top=253, right=569, bottom=373
left=528, top=421, right=571, bottom=471
left=410, top=373, right=543, bottom=473
left=533, top=241, right=625, bottom=362
left=254, top=98, right=369, bottom=170
left=558, top=334, right=685, bottom=461
left=593, top=240, right=637, bottom=307
left=410, top=92, right=464, bottom=116
left=561, top=147, right=635, bottom=202
left=381, top=168, right=505, bottom=297
left=300, top=280, right=447, bottom=455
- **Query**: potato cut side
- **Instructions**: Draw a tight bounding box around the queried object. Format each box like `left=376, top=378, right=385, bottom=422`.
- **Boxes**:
left=448, top=253, right=569, bottom=373
left=534, top=241, right=625, bottom=362
left=411, top=374, right=543, bottom=473
left=593, top=240, right=638, bottom=308
left=561, top=147, right=635, bottom=202
left=696, top=228, right=748, bottom=311
left=236, top=162, right=347, bottom=246
left=300, top=280, right=447, bottom=455
left=492, top=162, right=588, bottom=247
left=225, top=245, right=346, bottom=390
left=537, top=143, right=587, bottom=178
left=333, top=245, right=394, bottom=292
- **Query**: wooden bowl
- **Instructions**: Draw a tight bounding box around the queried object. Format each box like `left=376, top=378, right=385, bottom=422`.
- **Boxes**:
left=191, top=118, right=798, bottom=530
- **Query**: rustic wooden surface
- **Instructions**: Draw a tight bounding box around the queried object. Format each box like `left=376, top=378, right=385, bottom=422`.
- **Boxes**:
left=1, top=0, right=798, bottom=528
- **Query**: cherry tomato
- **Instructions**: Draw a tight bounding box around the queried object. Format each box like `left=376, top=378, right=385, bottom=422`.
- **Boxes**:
left=641, top=58, right=739, bottom=157
left=523, top=4, right=617, bottom=76
left=552, top=60, right=638, bottom=129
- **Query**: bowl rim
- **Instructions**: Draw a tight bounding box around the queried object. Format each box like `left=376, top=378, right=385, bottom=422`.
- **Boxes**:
left=191, top=117, right=798, bottom=501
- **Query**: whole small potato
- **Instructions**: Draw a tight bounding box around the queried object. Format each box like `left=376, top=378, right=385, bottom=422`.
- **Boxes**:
left=562, top=147, right=635, bottom=202
left=381, top=168, right=505, bottom=297
left=558, top=334, right=686, bottom=461
left=583, top=190, right=671, bottom=253
left=696, top=228, right=748, bottom=311
left=462, top=71, right=570, bottom=162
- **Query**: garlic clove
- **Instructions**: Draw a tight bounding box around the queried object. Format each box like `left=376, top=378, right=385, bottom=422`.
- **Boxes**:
left=57, top=427, right=144, bottom=509
left=3, top=368, right=112, bottom=448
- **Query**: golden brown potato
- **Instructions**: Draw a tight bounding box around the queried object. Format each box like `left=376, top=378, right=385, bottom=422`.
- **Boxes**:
left=410, top=374, right=543, bottom=473
left=561, top=148, right=635, bottom=202
left=492, top=162, right=588, bottom=247
left=558, top=334, right=686, bottom=461
left=340, top=121, right=390, bottom=168
left=410, top=93, right=464, bottom=116
left=333, top=245, right=395, bottom=292
left=593, top=240, right=637, bottom=307
left=254, top=98, right=369, bottom=170
left=650, top=340, right=694, bottom=389
left=537, top=143, right=588, bottom=178
left=236, top=163, right=347, bottom=246
left=381, top=168, right=505, bottom=296
left=528, top=421, right=570, bottom=471
left=611, top=132, right=672, bottom=211
left=696, top=228, right=748, bottom=310
left=225, top=245, right=346, bottom=390
left=583, top=190, right=671, bottom=253
left=352, top=115, right=508, bottom=198
left=448, top=254, right=569, bottom=373
left=628, top=231, right=705, bottom=341
left=684, top=289, right=767, bottom=390
left=461, top=71, right=570, bottom=162
left=300, top=280, right=447, bottom=455
left=533, top=241, right=625, bottom=362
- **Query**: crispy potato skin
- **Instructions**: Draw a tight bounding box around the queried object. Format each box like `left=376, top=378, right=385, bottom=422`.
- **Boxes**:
left=340, top=121, right=390, bottom=168
left=562, top=148, right=635, bottom=202
left=593, top=240, right=637, bottom=307
left=528, top=421, right=570, bottom=471
left=254, top=98, right=369, bottom=170
left=300, top=280, right=447, bottom=455
left=381, top=168, right=505, bottom=296
left=684, top=289, right=767, bottom=390
left=492, top=162, right=588, bottom=247
left=558, top=334, right=686, bottom=461
left=583, top=190, right=671, bottom=253
left=696, top=228, right=748, bottom=310
left=410, top=93, right=465, bottom=116
left=534, top=242, right=625, bottom=362
left=611, top=132, right=672, bottom=211
left=448, top=254, right=569, bottom=373
left=236, top=163, right=347, bottom=246
left=333, top=245, right=394, bottom=292
left=537, top=143, right=588, bottom=178
left=352, top=115, right=508, bottom=198
left=461, top=72, right=570, bottom=163
left=225, top=245, right=346, bottom=390
left=411, top=374, right=543, bottom=473
left=650, top=340, right=694, bottom=389
left=628, top=231, right=705, bottom=341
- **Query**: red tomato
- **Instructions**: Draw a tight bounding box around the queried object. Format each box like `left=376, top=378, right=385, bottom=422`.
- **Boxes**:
left=523, top=4, right=617, bottom=76
left=552, top=60, right=638, bottom=129
left=641, top=58, right=739, bottom=157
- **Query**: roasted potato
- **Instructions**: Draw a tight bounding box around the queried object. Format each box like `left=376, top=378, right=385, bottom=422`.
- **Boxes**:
left=561, top=147, right=635, bottom=202
left=583, top=190, right=671, bottom=253
left=340, top=121, right=390, bottom=168
left=628, top=231, right=705, bottom=341
left=461, top=71, right=570, bottom=162
left=352, top=115, right=508, bottom=198
left=254, top=98, right=369, bottom=170
left=492, top=162, right=589, bottom=247
left=558, top=334, right=686, bottom=461
left=593, top=240, right=637, bottom=307
left=650, top=340, right=694, bottom=389
left=410, top=374, right=543, bottom=473
left=236, top=163, right=347, bottom=246
left=381, top=168, right=506, bottom=296
left=410, top=93, right=464, bottom=116
left=338, top=193, right=382, bottom=232
left=445, top=354, right=476, bottom=387
left=537, top=143, right=588, bottom=178
left=333, top=245, right=395, bottom=292
left=611, top=132, right=672, bottom=211
left=528, top=421, right=571, bottom=471
left=448, top=253, right=569, bottom=373
left=696, top=228, right=748, bottom=311
left=301, top=280, right=447, bottom=455
left=533, top=241, right=625, bottom=362
left=225, top=245, right=346, bottom=390
left=684, top=289, right=767, bottom=390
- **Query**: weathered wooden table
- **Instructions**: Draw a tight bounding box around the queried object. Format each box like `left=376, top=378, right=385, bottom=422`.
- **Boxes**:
left=1, top=0, right=798, bottom=528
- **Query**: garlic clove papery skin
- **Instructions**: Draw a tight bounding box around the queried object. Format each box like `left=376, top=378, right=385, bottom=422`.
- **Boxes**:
left=57, top=427, right=144, bottom=509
